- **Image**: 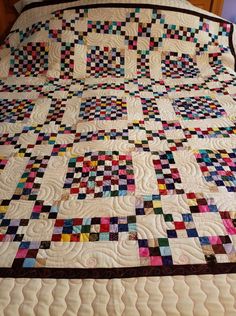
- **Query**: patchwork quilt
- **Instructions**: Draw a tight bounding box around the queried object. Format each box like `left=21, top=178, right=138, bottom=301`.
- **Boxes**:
left=0, top=0, right=236, bottom=282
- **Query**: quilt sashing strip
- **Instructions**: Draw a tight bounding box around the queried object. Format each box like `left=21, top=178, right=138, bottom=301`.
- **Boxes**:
left=0, top=3, right=236, bottom=278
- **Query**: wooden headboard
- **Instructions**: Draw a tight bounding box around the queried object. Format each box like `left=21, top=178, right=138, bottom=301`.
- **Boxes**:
left=0, top=0, right=19, bottom=42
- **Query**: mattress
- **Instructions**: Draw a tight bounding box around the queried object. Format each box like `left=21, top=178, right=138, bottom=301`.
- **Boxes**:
left=0, top=0, right=236, bottom=314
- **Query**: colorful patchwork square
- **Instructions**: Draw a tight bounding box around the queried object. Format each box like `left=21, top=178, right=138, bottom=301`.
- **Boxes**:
left=138, top=23, right=152, bottom=37
left=0, top=133, right=21, bottom=145
left=0, top=159, right=8, bottom=174
left=75, top=129, right=129, bottom=143
left=218, top=22, right=231, bottom=36
left=186, top=192, right=218, bottom=213
left=152, top=151, right=184, bottom=195
left=199, top=235, right=235, bottom=263
left=74, top=8, right=88, bottom=19
left=124, top=36, right=138, bottom=50
left=45, top=99, right=67, bottom=124
left=125, top=8, right=140, bottom=22
left=162, top=52, right=199, bottom=79
left=84, top=81, right=125, bottom=92
left=49, top=29, right=62, bottom=42
left=15, top=144, right=35, bottom=158
left=138, top=238, right=173, bottom=266
left=137, top=51, right=150, bottom=77
left=219, top=211, right=236, bottom=235
left=31, top=201, right=59, bottom=219
left=199, top=18, right=210, bottom=32
left=129, top=140, right=150, bottom=152
left=51, top=144, right=73, bottom=156
left=0, top=99, right=34, bottom=123
left=146, top=129, right=166, bottom=141
left=162, top=120, right=182, bottom=130
left=12, top=240, right=50, bottom=268
left=62, top=19, right=76, bottom=32
left=63, top=151, right=135, bottom=199
left=141, top=97, right=161, bottom=121
left=88, top=21, right=125, bottom=35
left=61, top=43, right=75, bottom=79
left=36, top=133, right=57, bottom=145
left=79, top=96, right=127, bottom=121
left=151, top=10, right=165, bottom=24
left=184, top=127, right=236, bottom=139
left=0, top=219, right=29, bottom=242
left=167, top=139, right=189, bottom=151
left=9, top=43, right=49, bottom=76
left=19, top=21, right=49, bottom=43
left=209, top=52, right=226, bottom=74
left=164, top=24, right=198, bottom=43
left=173, top=96, right=226, bottom=120
left=0, top=200, right=10, bottom=219
left=128, top=120, right=146, bottom=131
left=194, top=150, right=236, bottom=192
left=166, top=213, right=198, bottom=238
left=135, top=195, right=163, bottom=215
left=149, top=36, right=164, bottom=50
left=52, top=216, right=137, bottom=242
left=13, top=156, right=50, bottom=200
left=87, top=46, right=124, bottom=77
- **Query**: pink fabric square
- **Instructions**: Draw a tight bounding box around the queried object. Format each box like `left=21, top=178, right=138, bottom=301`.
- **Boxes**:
left=139, top=247, right=149, bottom=257
left=150, top=256, right=162, bottom=266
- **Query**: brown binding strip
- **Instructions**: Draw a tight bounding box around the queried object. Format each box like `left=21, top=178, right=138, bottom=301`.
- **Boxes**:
left=0, top=263, right=235, bottom=279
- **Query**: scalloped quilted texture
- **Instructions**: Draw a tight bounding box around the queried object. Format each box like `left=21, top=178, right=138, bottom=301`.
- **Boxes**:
left=0, top=275, right=236, bottom=315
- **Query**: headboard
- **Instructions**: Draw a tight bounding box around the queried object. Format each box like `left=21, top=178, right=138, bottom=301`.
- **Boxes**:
left=0, top=0, right=19, bottom=42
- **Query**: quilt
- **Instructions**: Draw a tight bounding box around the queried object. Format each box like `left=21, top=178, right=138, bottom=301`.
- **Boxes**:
left=0, top=0, right=236, bottom=281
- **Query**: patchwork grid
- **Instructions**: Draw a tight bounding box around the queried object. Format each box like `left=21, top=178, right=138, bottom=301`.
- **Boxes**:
left=79, top=96, right=127, bottom=121
left=194, top=150, right=236, bottom=192
left=63, top=151, right=135, bottom=199
left=13, top=156, right=50, bottom=201
left=141, top=97, right=161, bottom=121
left=61, top=42, right=75, bottom=79
left=0, top=5, right=236, bottom=274
left=184, top=127, right=236, bottom=138
left=74, top=129, right=129, bottom=143
left=173, top=96, right=226, bottom=120
left=137, top=51, right=150, bottom=77
left=162, top=52, right=200, bottom=79
left=199, top=235, right=235, bottom=263
left=86, top=46, right=125, bottom=77
left=166, top=213, right=198, bottom=238
left=164, top=25, right=198, bottom=43
left=0, top=99, right=34, bottom=123
left=135, top=195, right=163, bottom=215
left=45, top=99, right=67, bottom=125
left=52, top=216, right=137, bottom=242
left=138, top=238, right=173, bottom=266
left=88, top=21, right=126, bottom=35
left=152, top=151, right=184, bottom=195
left=9, top=43, right=49, bottom=76
left=186, top=193, right=218, bottom=213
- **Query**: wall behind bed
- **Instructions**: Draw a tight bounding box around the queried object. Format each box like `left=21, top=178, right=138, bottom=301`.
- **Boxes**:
left=222, top=0, right=236, bottom=22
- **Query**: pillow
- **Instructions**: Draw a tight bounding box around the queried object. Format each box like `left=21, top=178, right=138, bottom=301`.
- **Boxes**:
left=14, top=0, right=45, bottom=13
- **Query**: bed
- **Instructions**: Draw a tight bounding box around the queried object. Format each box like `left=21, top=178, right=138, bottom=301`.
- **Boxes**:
left=0, top=0, right=236, bottom=314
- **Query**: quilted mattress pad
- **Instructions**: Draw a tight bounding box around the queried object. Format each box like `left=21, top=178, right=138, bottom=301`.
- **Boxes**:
left=0, top=0, right=236, bottom=314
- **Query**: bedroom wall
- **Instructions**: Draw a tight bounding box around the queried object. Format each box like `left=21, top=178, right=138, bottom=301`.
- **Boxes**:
left=222, top=0, right=236, bottom=22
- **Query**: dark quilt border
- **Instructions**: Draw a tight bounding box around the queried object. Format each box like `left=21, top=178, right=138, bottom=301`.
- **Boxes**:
left=21, top=1, right=236, bottom=71
left=0, top=263, right=236, bottom=279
